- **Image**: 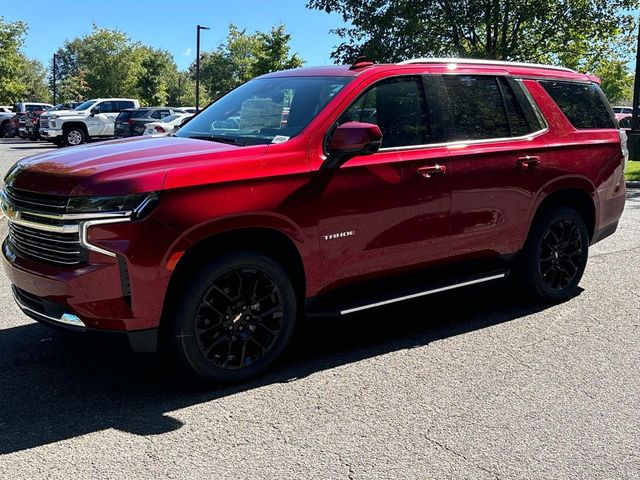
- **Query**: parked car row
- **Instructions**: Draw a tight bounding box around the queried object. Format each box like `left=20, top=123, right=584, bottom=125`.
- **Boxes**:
left=0, top=100, right=196, bottom=145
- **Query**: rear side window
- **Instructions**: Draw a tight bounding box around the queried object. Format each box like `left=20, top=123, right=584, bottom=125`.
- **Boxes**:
left=442, top=75, right=511, bottom=140
left=340, top=76, right=430, bottom=148
left=540, top=81, right=615, bottom=129
left=117, top=101, right=136, bottom=111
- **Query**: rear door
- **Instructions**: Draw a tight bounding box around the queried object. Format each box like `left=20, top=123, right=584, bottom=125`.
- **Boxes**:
left=315, top=74, right=452, bottom=288
left=437, top=74, right=550, bottom=258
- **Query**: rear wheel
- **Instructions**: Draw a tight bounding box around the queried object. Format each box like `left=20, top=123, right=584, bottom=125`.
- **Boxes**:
left=63, top=127, right=85, bottom=146
left=519, top=206, right=589, bottom=302
left=170, top=251, right=298, bottom=383
left=0, top=122, right=9, bottom=138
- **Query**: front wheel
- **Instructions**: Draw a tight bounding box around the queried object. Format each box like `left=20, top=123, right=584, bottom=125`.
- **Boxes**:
left=63, top=127, right=85, bottom=146
left=518, top=206, right=589, bottom=302
left=170, top=251, right=298, bottom=383
left=0, top=122, right=9, bottom=138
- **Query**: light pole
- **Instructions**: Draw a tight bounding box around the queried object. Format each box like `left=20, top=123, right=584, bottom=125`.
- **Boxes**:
left=52, top=53, right=58, bottom=105
left=196, top=24, right=210, bottom=113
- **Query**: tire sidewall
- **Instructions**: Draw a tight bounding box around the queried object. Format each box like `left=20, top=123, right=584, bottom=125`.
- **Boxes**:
left=523, top=207, right=589, bottom=302
left=171, top=251, right=298, bottom=383
left=64, top=127, right=85, bottom=146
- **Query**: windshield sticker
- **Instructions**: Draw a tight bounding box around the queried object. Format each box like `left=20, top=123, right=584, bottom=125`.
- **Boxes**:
left=239, top=99, right=283, bottom=131
left=271, top=135, right=290, bottom=144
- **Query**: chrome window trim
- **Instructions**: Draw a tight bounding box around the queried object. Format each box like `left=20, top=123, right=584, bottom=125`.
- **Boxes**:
left=378, top=127, right=549, bottom=153
left=12, top=288, right=86, bottom=328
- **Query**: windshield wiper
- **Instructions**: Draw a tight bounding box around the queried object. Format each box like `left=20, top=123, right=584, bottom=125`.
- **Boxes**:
left=188, top=135, right=245, bottom=146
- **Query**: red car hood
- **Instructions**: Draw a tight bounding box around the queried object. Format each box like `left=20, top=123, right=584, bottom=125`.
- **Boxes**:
left=5, top=136, right=269, bottom=196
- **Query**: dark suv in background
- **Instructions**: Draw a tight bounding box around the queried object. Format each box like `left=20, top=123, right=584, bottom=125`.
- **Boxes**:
left=1, top=59, right=626, bottom=384
left=115, top=107, right=186, bottom=138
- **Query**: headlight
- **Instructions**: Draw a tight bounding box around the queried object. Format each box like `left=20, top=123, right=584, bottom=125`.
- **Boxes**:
left=67, top=192, right=159, bottom=218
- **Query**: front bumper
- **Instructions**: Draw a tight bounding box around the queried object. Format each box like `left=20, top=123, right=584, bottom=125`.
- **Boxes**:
left=12, top=284, right=158, bottom=352
left=39, top=128, right=63, bottom=139
left=3, top=243, right=159, bottom=352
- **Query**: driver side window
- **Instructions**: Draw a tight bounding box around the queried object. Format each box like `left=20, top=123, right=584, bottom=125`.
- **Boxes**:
left=339, top=76, right=431, bottom=148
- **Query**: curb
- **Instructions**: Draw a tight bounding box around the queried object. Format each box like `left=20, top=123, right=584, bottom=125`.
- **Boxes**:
left=626, top=181, right=640, bottom=189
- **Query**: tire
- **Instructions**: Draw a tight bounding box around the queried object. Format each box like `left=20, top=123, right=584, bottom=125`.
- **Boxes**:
left=63, top=126, right=85, bottom=146
left=0, top=122, right=9, bottom=138
left=170, top=251, right=298, bottom=383
left=518, top=206, right=589, bottom=302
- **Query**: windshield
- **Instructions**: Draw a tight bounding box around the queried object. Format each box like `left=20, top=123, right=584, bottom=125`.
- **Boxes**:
left=74, top=100, right=97, bottom=111
left=177, top=76, right=352, bottom=145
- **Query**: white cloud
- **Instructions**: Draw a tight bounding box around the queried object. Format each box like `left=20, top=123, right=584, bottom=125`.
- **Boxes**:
left=183, top=47, right=193, bottom=57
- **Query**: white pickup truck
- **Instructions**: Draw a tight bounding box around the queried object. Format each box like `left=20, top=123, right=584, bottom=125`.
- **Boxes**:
left=40, top=98, right=139, bottom=146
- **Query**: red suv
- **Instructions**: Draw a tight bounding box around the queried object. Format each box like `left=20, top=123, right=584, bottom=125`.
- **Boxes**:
left=0, top=59, right=626, bottom=383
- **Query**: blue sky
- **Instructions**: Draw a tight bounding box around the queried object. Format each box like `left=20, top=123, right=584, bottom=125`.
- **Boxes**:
left=2, top=0, right=347, bottom=70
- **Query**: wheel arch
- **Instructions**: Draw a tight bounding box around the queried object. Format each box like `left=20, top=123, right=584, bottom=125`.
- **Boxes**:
left=62, top=121, right=89, bottom=136
left=159, top=224, right=308, bottom=341
left=530, top=180, right=597, bottom=241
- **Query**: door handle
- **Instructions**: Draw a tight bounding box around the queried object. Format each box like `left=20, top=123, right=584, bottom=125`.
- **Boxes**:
left=417, top=164, right=447, bottom=178
left=516, top=156, right=540, bottom=169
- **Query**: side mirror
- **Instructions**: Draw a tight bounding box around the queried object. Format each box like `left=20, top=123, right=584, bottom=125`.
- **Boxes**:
left=90, top=106, right=101, bottom=116
left=325, top=121, right=383, bottom=168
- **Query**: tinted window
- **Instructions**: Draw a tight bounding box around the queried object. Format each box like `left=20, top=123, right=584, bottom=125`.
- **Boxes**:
left=442, top=75, right=510, bottom=140
left=540, top=81, right=615, bottom=129
left=498, top=78, right=533, bottom=137
left=97, top=101, right=117, bottom=113
left=117, top=101, right=136, bottom=111
left=340, top=76, right=430, bottom=148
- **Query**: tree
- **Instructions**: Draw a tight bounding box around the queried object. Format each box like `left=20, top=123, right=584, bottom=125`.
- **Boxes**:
left=193, top=24, right=304, bottom=101
left=18, top=57, right=50, bottom=103
left=307, top=0, right=639, bottom=66
left=167, top=71, right=199, bottom=107
left=0, top=17, right=29, bottom=103
left=136, top=47, right=178, bottom=106
left=54, top=26, right=144, bottom=99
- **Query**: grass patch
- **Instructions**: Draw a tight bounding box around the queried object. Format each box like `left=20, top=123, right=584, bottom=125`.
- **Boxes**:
left=626, top=160, right=640, bottom=182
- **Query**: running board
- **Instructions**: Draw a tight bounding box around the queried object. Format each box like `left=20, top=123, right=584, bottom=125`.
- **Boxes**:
left=339, top=272, right=506, bottom=315
left=305, top=268, right=509, bottom=318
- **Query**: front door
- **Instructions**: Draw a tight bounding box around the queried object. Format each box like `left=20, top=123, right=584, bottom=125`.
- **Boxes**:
left=314, top=75, right=452, bottom=290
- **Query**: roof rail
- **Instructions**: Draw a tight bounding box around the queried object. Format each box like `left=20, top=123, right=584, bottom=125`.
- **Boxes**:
left=398, top=57, right=577, bottom=73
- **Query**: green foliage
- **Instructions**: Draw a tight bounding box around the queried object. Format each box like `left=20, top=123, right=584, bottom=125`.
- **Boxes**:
left=55, top=26, right=141, bottom=100
left=166, top=71, right=199, bottom=107
left=625, top=160, right=640, bottom=181
left=0, top=17, right=29, bottom=103
left=136, top=47, right=178, bottom=106
left=307, top=0, right=640, bottom=66
left=18, top=57, right=50, bottom=103
left=193, top=24, right=304, bottom=101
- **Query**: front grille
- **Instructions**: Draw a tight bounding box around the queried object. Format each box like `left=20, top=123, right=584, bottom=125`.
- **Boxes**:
left=40, top=118, right=49, bottom=128
left=7, top=222, right=85, bottom=265
left=4, top=187, right=67, bottom=214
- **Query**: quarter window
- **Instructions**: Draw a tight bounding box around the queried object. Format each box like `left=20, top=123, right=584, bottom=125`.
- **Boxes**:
left=539, top=80, right=615, bottom=129
left=340, top=76, right=430, bottom=148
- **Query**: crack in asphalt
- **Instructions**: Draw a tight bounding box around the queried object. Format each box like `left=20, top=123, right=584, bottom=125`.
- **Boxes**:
left=423, top=434, right=503, bottom=479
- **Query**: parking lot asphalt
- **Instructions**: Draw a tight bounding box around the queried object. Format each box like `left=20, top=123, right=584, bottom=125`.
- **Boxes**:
left=0, top=138, right=638, bottom=479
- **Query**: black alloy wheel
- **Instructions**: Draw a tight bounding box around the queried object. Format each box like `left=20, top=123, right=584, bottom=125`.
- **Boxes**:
left=538, top=219, right=583, bottom=290
left=195, top=267, right=284, bottom=370
left=171, top=251, right=297, bottom=383
left=519, top=206, right=589, bottom=302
